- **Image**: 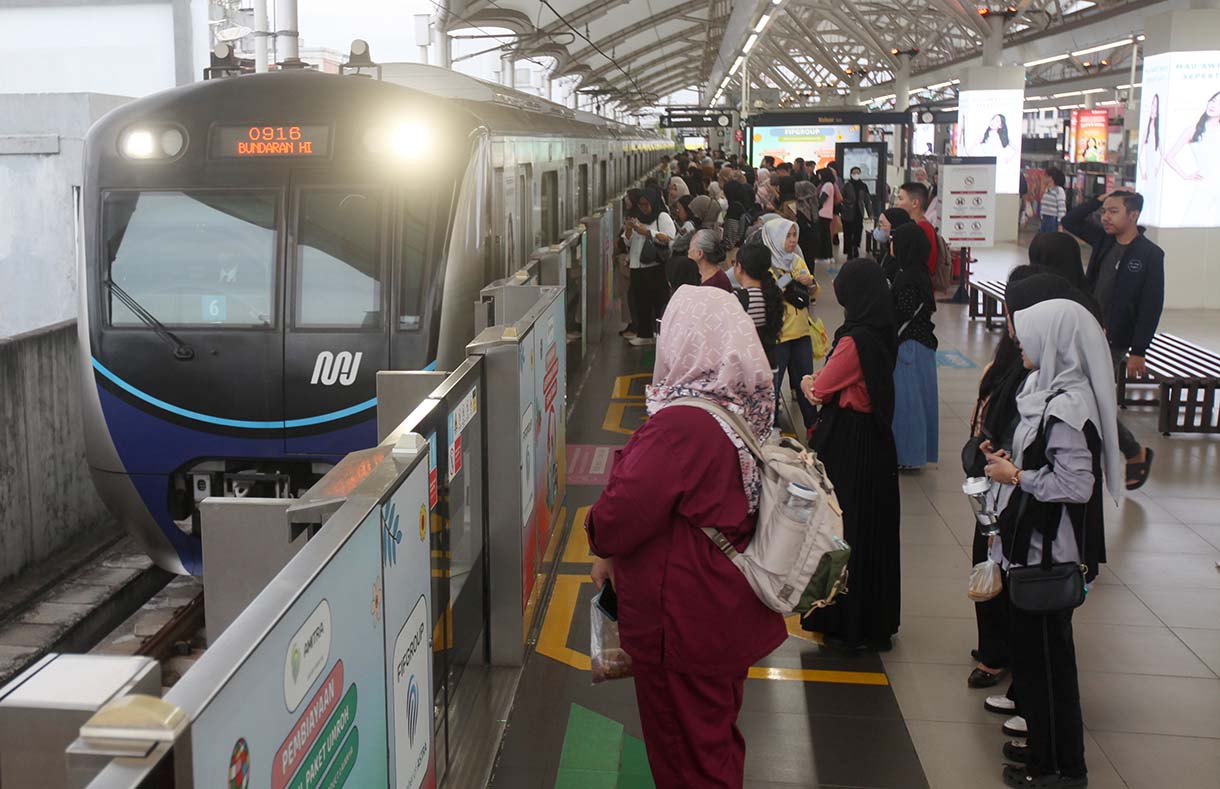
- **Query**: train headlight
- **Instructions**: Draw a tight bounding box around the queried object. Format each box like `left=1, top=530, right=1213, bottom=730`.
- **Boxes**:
left=120, top=125, right=188, bottom=160
left=390, top=120, right=429, bottom=159
left=122, top=129, right=157, bottom=159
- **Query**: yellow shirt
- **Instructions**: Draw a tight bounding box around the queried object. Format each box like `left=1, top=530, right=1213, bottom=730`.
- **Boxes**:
left=775, top=257, right=814, bottom=343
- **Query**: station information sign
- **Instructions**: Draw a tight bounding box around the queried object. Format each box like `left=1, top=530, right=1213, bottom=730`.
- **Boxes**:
left=211, top=124, right=332, bottom=158
left=942, top=156, right=997, bottom=248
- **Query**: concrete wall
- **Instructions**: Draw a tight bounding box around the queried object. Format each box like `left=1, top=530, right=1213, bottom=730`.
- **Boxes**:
left=0, top=92, right=130, bottom=340
left=0, top=321, right=114, bottom=585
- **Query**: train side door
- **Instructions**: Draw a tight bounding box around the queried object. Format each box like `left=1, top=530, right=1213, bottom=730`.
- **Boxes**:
left=283, top=176, right=390, bottom=456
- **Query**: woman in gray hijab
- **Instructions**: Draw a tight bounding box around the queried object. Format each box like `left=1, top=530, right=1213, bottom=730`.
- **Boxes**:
left=981, top=298, right=1120, bottom=789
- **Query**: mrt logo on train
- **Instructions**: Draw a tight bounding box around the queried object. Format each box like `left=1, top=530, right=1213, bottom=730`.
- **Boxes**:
left=310, top=351, right=364, bottom=386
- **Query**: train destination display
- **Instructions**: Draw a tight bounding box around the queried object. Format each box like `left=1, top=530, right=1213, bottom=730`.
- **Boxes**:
left=211, top=125, right=332, bottom=158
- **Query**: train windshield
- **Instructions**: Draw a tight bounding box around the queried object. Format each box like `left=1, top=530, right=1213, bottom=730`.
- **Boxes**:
left=103, top=191, right=278, bottom=328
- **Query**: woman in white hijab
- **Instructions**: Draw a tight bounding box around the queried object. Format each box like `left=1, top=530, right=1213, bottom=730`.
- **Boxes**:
left=981, top=298, right=1120, bottom=789
left=756, top=217, right=818, bottom=436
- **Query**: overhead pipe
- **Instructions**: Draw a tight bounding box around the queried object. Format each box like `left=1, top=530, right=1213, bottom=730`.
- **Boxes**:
left=253, top=0, right=269, bottom=73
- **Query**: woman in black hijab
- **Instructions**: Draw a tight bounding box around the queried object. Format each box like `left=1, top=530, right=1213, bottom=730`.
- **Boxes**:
left=1027, top=232, right=1086, bottom=290
left=876, top=207, right=914, bottom=279
left=889, top=223, right=940, bottom=470
left=799, top=259, right=901, bottom=652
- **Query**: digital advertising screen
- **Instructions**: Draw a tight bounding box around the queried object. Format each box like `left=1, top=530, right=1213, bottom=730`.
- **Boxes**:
left=1070, top=109, right=1109, bottom=163
left=751, top=125, right=861, bottom=169
left=1135, top=50, right=1220, bottom=228
left=954, top=89, right=1024, bottom=194
left=683, top=135, right=707, bottom=151
left=912, top=123, right=936, bottom=158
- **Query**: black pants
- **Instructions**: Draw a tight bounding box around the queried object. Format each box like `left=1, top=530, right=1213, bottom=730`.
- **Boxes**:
left=1009, top=603, right=1086, bottom=779
left=630, top=265, right=670, bottom=339
left=1110, top=347, right=1143, bottom=459
left=972, top=531, right=1010, bottom=669
left=844, top=216, right=865, bottom=259
left=772, top=336, right=818, bottom=433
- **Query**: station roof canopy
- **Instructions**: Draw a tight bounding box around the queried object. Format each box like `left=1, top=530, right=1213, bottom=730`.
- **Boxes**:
left=440, top=0, right=1154, bottom=111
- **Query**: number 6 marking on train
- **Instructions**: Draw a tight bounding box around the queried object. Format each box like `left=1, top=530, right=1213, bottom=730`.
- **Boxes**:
left=310, top=351, right=363, bottom=386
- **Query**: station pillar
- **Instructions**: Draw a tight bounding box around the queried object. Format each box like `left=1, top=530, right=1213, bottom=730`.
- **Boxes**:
left=502, top=54, right=516, bottom=88
left=959, top=64, right=1026, bottom=243
left=1138, top=5, right=1220, bottom=308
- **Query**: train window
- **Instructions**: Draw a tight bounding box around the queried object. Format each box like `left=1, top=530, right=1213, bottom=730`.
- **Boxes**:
left=540, top=171, right=558, bottom=246
left=295, top=189, right=383, bottom=329
left=103, top=191, right=277, bottom=328
left=578, top=164, right=589, bottom=219
left=597, top=160, right=607, bottom=207
left=398, top=193, right=434, bottom=330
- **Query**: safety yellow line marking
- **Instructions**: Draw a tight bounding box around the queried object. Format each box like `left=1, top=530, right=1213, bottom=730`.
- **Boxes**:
left=537, top=574, right=888, bottom=685
left=562, top=506, right=594, bottom=564
left=611, top=373, right=652, bottom=400
left=601, top=403, right=638, bottom=436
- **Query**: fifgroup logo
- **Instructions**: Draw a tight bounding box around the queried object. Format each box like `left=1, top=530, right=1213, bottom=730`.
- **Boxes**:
left=407, top=675, right=420, bottom=747
left=383, top=502, right=403, bottom=565
left=310, top=350, right=363, bottom=386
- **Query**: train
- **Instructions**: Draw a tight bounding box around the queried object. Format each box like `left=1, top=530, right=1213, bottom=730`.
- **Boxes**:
left=79, top=60, right=673, bottom=574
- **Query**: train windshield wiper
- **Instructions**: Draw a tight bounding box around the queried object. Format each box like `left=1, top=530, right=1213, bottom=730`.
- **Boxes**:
left=105, top=279, right=196, bottom=361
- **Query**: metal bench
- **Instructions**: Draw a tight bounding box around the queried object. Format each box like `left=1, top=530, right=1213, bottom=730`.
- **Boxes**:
left=1118, top=333, right=1220, bottom=435
left=967, top=278, right=1007, bottom=329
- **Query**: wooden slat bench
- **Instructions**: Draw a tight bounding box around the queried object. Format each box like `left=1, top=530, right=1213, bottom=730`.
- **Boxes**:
left=1118, top=333, right=1220, bottom=435
left=967, top=279, right=1007, bottom=329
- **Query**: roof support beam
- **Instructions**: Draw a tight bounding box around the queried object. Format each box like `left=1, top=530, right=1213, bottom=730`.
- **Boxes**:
left=565, top=0, right=711, bottom=64
left=818, top=6, right=901, bottom=72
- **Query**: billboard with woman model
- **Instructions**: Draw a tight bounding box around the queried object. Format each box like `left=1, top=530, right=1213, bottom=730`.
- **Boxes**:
left=954, top=89, right=1024, bottom=193
left=1136, top=50, right=1220, bottom=227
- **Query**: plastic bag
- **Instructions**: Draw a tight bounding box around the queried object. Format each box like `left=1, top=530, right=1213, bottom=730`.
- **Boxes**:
left=590, top=595, right=632, bottom=684
left=810, top=317, right=830, bottom=360
left=968, top=558, right=1003, bottom=602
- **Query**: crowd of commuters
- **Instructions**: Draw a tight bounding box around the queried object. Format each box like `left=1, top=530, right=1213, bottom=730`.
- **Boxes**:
left=596, top=148, right=1159, bottom=788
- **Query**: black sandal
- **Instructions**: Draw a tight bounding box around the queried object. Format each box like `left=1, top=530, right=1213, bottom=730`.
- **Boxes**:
left=1003, top=766, right=1088, bottom=787
left=1125, top=447, right=1154, bottom=490
left=968, top=666, right=1008, bottom=688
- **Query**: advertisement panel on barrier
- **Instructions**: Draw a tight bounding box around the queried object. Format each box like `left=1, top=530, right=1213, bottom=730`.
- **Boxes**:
left=954, top=90, right=1023, bottom=194
left=751, top=125, right=862, bottom=169
left=600, top=210, right=615, bottom=321
left=1071, top=109, right=1109, bottom=163
left=1135, top=50, right=1220, bottom=227
left=942, top=157, right=997, bottom=248
left=381, top=460, right=435, bottom=789
left=189, top=513, right=392, bottom=789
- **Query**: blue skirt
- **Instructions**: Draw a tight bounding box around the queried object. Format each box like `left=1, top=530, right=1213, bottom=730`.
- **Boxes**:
left=892, top=339, right=939, bottom=467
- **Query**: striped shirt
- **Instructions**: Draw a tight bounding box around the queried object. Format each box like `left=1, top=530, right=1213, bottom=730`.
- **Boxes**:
left=742, top=287, right=767, bottom=327
left=1040, top=186, right=1067, bottom=219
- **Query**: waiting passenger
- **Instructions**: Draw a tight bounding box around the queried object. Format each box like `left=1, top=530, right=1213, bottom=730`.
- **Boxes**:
left=1039, top=168, right=1068, bottom=233
left=888, top=223, right=940, bottom=469
left=874, top=207, right=913, bottom=273
left=690, top=229, right=731, bottom=292
left=618, top=188, right=642, bottom=340
left=733, top=240, right=785, bottom=372
left=895, top=182, right=939, bottom=278
left=587, top=286, right=786, bottom=789
left=689, top=194, right=720, bottom=234
left=762, top=217, right=818, bottom=435
left=667, top=176, right=690, bottom=216
left=812, top=168, right=837, bottom=270
left=799, top=259, right=901, bottom=651
left=982, top=298, right=1119, bottom=789
left=623, top=188, right=675, bottom=347
left=674, top=194, right=697, bottom=237
left=842, top=166, right=874, bottom=259
left=794, top=180, right=820, bottom=268
left=723, top=178, right=753, bottom=249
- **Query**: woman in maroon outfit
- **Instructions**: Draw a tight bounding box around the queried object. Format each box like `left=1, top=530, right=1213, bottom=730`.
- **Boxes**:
left=587, top=285, right=786, bottom=789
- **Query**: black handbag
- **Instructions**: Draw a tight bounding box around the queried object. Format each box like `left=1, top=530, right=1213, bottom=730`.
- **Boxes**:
left=960, top=434, right=987, bottom=477
left=783, top=280, right=810, bottom=309
left=639, top=236, right=672, bottom=266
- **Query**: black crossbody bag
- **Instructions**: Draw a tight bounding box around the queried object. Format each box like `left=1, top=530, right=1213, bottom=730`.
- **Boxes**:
left=1005, top=392, right=1089, bottom=613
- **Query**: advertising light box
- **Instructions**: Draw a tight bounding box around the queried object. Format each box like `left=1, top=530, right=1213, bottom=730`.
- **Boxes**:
left=752, top=125, right=861, bottom=169
left=954, top=89, right=1024, bottom=194
left=1136, top=50, right=1220, bottom=228
left=1071, top=109, right=1109, bottom=163
left=912, top=123, right=936, bottom=157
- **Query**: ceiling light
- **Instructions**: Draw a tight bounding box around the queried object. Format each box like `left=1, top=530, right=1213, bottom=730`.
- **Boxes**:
left=730, top=55, right=744, bottom=74
left=754, top=14, right=771, bottom=33
left=1071, top=40, right=1132, bottom=57
left=1052, top=90, right=1083, bottom=98
left=1081, top=88, right=1106, bottom=94
left=1024, top=95, right=1048, bottom=101
left=744, top=34, right=759, bottom=53
left=1023, top=53, right=1070, bottom=67
left=926, top=80, right=953, bottom=90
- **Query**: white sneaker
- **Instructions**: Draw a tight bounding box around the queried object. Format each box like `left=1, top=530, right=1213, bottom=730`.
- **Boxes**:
left=628, top=337, right=655, bottom=347
left=1002, top=715, right=1027, bottom=737
left=985, top=694, right=1016, bottom=714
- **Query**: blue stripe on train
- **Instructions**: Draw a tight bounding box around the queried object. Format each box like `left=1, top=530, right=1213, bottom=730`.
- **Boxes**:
left=91, top=356, right=377, bottom=429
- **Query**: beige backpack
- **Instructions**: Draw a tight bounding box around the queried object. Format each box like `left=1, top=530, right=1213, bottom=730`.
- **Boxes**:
left=671, top=399, right=851, bottom=615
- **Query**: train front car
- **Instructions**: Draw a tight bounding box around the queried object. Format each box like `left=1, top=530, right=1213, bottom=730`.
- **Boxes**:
left=80, top=71, right=476, bottom=574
